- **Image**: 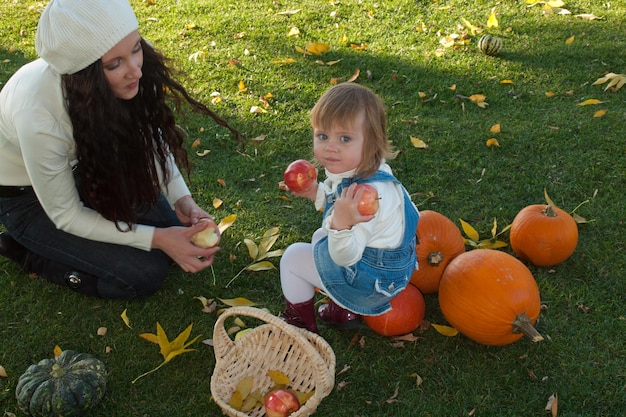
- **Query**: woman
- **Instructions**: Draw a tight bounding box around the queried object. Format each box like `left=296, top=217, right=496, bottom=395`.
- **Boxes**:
left=0, top=0, right=240, bottom=298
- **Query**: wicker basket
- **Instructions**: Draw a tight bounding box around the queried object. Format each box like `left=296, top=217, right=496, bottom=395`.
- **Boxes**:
left=211, top=306, right=336, bottom=417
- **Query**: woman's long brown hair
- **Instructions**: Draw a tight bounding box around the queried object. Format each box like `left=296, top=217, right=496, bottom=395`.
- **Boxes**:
left=62, top=40, right=240, bottom=230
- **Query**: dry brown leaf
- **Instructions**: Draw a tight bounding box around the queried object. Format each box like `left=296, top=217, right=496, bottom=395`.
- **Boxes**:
left=97, top=327, right=107, bottom=336
left=0, top=365, right=7, bottom=378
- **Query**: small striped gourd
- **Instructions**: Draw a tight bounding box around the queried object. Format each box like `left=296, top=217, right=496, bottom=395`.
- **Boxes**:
left=478, top=34, right=502, bottom=56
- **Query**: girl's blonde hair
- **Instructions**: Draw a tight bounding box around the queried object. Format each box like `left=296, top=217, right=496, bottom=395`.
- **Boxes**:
left=310, top=83, right=397, bottom=178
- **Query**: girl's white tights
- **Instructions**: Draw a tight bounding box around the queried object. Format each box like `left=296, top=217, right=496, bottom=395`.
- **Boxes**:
left=280, top=229, right=326, bottom=304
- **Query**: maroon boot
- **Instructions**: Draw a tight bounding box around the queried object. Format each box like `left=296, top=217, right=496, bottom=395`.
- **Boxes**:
left=317, top=298, right=362, bottom=329
left=283, top=298, right=319, bottom=334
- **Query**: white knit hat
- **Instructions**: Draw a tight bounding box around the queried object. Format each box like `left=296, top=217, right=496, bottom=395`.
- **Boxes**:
left=35, top=0, right=139, bottom=74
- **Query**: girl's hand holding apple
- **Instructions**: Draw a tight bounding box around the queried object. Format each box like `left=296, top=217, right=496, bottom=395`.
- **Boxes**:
left=330, top=183, right=379, bottom=230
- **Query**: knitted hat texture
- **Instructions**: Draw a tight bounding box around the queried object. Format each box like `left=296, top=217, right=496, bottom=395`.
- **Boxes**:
left=35, top=0, right=139, bottom=74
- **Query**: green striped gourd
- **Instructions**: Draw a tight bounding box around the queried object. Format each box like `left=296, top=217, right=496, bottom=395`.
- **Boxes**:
left=478, top=34, right=503, bottom=56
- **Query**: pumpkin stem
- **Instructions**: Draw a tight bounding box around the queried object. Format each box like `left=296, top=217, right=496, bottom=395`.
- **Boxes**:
left=512, top=313, right=544, bottom=342
left=50, top=364, right=67, bottom=378
left=427, top=251, right=444, bottom=266
left=541, top=205, right=557, bottom=218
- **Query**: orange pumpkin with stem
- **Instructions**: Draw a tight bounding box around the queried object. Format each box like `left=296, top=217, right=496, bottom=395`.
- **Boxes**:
left=364, top=284, right=425, bottom=337
left=438, top=249, right=543, bottom=346
left=410, top=210, right=465, bottom=294
left=510, top=203, right=578, bottom=267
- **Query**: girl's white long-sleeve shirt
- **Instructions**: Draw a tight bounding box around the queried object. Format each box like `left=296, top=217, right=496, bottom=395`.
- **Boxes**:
left=0, top=59, right=190, bottom=251
left=313, top=163, right=407, bottom=267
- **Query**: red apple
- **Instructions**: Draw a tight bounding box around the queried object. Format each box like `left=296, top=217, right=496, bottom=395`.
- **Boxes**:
left=283, top=159, right=317, bottom=192
left=264, top=389, right=300, bottom=417
left=355, top=184, right=379, bottom=216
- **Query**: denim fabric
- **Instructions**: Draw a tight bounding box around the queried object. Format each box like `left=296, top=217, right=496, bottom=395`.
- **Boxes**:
left=0, top=189, right=181, bottom=298
left=313, top=171, right=419, bottom=316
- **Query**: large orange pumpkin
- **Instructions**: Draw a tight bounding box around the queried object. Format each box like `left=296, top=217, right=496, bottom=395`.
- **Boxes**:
left=364, top=284, right=425, bottom=337
left=509, top=203, right=578, bottom=267
left=438, top=249, right=543, bottom=346
left=410, top=210, right=466, bottom=294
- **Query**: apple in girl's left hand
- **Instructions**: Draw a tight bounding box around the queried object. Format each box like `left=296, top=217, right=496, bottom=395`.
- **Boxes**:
left=355, top=184, right=379, bottom=216
left=283, top=159, right=317, bottom=192
left=264, top=389, right=300, bottom=417
left=191, top=219, right=220, bottom=248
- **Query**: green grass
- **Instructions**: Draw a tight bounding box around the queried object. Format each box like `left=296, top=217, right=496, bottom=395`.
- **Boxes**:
left=1, top=0, right=625, bottom=416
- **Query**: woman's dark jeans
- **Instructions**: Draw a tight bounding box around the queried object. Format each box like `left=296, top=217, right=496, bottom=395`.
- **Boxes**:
left=0, top=189, right=181, bottom=298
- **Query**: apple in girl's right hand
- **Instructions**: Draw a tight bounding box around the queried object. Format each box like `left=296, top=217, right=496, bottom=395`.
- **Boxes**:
left=191, top=219, right=220, bottom=248
left=355, top=184, right=379, bottom=216
left=283, top=159, right=317, bottom=192
left=264, top=389, right=300, bottom=417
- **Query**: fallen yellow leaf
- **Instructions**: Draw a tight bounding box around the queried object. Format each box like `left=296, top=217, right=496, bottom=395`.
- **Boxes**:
left=121, top=309, right=131, bottom=328
left=486, top=138, right=500, bottom=147
left=212, top=198, right=223, bottom=209
left=431, top=323, right=459, bottom=337
left=565, top=35, right=575, bottom=44
left=487, top=7, right=499, bottom=28
left=218, top=297, right=257, bottom=307
left=410, top=136, right=429, bottom=149
left=0, top=365, right=7, bottom=378
left=489, top=123, right=501, bottom=133
left=593, top=109, right=606, bottom=118
left=578, top=99, right=603, bottom=106
left=545, top=91, right=555, bottom=98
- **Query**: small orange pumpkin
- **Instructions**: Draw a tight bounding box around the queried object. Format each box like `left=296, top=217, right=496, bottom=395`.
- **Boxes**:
left=364, top=284, right=425, bottom=337
left=510, top=204, right=578, bottom=267
left=410, top=210, right=465, bottom=294
left=438, top=249, right=543, bottom=346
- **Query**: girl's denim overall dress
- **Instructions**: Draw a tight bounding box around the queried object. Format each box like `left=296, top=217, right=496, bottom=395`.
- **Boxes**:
left=313, top=170, right=419, bottom=316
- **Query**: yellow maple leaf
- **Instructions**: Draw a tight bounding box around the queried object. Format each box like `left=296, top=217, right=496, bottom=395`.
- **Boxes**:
left=487, top=7, right=499, bottom=28
left=212, top=198, right=223, bottom=209
left=287, top=26, right=300, bottom=37
left=133, top=323, right=199, bottom=383
left=545, top=91, right=555, bottom=98
left=238, top=80, right=247, bottom=92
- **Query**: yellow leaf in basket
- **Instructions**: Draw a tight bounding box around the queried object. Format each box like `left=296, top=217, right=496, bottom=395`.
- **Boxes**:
left=229, top=389, right=243, bottom=411
left=236, top=376, right=255, bottom=399
left=235, top=329, right=252, bottom=340
left=293, top=390, right=316, bottom=405
left=268, top=370, right=292, bottom=385
left=218, top=297, right=257, bottom=307
left=241, top=394, right=260, bottom=413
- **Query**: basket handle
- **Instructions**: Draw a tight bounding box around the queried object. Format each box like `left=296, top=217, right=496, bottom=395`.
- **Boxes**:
left=213, top=306, right=332, bottom=375
left=213, top=306, right=305, bottom=357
